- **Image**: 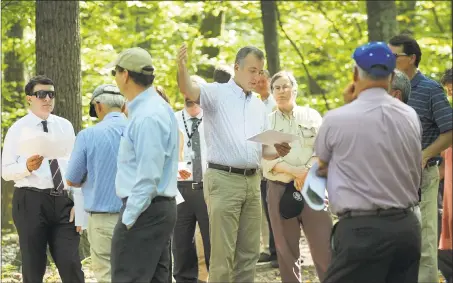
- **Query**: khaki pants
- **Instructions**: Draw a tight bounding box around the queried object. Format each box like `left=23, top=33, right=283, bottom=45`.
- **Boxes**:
left=260, top=204, right=270, bottom=255
left=418, top=166, right=440, bottom=283
left=195, top=224, right=209, bottom=282
left=203, top=168, right=261, bottom=283
left=267, top=181, right=332, bottom=282
left=87, top=213, right=118, bottom=283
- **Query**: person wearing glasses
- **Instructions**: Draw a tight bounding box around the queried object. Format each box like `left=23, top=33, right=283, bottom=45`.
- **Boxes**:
left=65, top=84, right=127, bottom=283
left=260, top=70, right=332, bottom=283
left=107, top=47, right=179, bottom=282
left=1, top=75, right=84, bottom=283
left=389, top=35, right=453, bottom=283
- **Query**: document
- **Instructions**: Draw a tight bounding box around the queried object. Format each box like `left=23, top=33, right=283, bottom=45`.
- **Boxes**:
left=176, top=190, right=185, bottom=205
left=17, top=127, right=75, bottom=159
left=301, top=161, right=327, bottom=211
left=247, top=129, right=300, bottom=146
left=71, top=187, right=89, bottom=231
left=178, top=161, right=193, bottom=181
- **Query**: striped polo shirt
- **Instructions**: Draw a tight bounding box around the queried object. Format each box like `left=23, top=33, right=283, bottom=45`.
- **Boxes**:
left=408, top=71, right=452, bottom=149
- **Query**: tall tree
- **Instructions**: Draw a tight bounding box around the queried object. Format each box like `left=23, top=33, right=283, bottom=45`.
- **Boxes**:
left=260, top=0, right=280, bottom=76
left=366, top=0, right=399, bottom=42
left=196, top=6, right=225, bottom=79
left=35, top=0, right=82, bottom=133
left=2, top=21, right=24, bottom=231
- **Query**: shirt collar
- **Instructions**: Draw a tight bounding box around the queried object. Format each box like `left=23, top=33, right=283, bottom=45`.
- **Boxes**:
left=276, top=104, right=297, bottom=120
left=227, top=79, right=252, bottom=99
left=127, top=87, right=154, bottom=116
left=410, top=70, right=423, bottom=88
left=356, top=87, right=388, bottom=101
left=103, top=111, right=124, bottom=121
left=183, top=108, right=203, bottom=120
left=27, top=110, right=55, bottom=125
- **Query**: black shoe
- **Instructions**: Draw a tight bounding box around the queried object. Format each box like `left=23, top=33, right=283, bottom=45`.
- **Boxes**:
left=258, top=252, right=271, bottom=263
left=271, top=260, right=279, bottom=268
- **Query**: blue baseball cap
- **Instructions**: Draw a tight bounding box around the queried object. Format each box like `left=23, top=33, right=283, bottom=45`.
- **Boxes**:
left=353, top=42, right=396, bottom=77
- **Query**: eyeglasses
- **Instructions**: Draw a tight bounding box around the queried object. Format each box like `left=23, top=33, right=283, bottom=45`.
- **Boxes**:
left=32, top=90, right=56, bottom=99
left=393, top=53, right=410, bottom=58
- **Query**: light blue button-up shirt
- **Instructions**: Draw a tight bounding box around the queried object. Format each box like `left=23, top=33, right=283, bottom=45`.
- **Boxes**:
left=116, top=87, right=179, bottom=227
left=66, top=112, right=126, bottom=212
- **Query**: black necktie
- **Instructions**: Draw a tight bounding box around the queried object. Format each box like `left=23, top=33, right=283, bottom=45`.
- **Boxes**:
left=190, top=118, right=202, bottom=183
left=41, top=120, right=64, bottom=195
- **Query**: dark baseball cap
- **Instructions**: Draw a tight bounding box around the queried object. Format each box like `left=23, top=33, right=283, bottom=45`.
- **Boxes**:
left=353, top=42, right=396, bottom=77
left=280, top=181, right=304, bottom=219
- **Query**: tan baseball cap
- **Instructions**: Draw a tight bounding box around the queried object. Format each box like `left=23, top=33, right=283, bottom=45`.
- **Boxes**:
left=104, top=47, right=154, bottom=75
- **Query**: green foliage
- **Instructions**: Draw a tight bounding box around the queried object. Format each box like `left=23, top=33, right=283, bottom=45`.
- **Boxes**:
left=1, top=0, right=452, bottom=134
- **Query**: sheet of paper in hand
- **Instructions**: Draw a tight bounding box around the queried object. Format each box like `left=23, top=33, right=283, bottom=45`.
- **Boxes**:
left=178, top=161, right=193, bottom=181
left=17, top=127, right=75, bottom=159
left=301, top=161, right=327, bottom=211
left=247, top=129, right=300, bottom=146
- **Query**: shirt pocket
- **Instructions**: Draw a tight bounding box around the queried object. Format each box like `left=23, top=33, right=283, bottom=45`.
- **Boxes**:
left=118, top=136, right=135, bottom=164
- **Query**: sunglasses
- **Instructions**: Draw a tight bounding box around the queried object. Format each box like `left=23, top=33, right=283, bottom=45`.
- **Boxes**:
left=111, top=70, right=117, bottom=76
left=32, top=90, right=56, bottom=99
left=393, top=53, right=410, bottom=58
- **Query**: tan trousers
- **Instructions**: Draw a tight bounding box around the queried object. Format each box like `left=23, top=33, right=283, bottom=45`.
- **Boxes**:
left=418, top=166, right=440, bottom=283
left=268, top=181, right=332, bottom=283
left=195, top=224, right=209, bottom=282
left=203, top=168, right=261, bottom=283
left=87, top=213, right=118, bottom=283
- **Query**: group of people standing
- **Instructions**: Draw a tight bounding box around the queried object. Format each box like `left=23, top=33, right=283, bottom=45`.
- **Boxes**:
left=2, top=33, right=452, bottom=283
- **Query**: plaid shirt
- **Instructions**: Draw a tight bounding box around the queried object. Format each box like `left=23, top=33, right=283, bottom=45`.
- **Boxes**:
left=408, top=71, right=453, bottom=150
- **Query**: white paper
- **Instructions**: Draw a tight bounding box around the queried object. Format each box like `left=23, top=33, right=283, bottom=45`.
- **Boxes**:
left=178, top=161, right=193, bottom=181
left=17, top=127, right=75, bottom=159
left=301, top=162, right=327, bottom=211
left=176, top=190, right=185, bottom=205
left=72, top=187, right=89, bottom=230
left=247, top=130, right=301, bottom=146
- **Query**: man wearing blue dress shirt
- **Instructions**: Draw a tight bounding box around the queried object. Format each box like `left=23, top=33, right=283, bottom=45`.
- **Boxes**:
left=66, top=84, right=127, bottom=283
left=107, top=47, right=179, bottom=283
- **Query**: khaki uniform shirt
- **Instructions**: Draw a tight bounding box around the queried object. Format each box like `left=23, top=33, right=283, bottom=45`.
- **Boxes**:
left=262, top=105, right=322, bottom=183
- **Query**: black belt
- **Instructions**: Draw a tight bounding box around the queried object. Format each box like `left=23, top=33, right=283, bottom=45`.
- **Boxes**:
left=425, top=157, right=441, bottom=168
left=337, top=207, right=415, bottom=220
left=122, top=196, right=175, bottom=205
left=19, top=186, right=68, bottom=197
left=208, top=163, right=257, bottom=176
left=178, top=181, right=203, bottom=190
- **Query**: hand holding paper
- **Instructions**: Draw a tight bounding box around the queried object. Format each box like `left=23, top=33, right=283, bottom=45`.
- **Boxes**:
left=247, top=130, right=300, bottom=146
left=17, top=127, right=75, bottom=159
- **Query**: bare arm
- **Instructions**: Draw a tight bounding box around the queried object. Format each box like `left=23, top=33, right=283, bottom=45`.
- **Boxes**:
left=178, top=130, right=184, bottom=162
left=177, top=44, right=201, bottom=102
left=67, top=180, right=82, bottom=188
left=422, top=131, right=453, bottom=166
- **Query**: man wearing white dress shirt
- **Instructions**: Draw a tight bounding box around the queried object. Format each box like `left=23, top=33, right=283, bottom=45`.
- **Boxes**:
left=1, top=75, right=84, bottom=283
left=173, top=96, right=210, bottom=283
left=177, top=44, right=291, bottom=283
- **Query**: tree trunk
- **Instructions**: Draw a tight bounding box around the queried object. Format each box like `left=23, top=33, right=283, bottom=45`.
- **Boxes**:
left=260, top=0, right=280, bottom=76
left=196, top=8, right=224, bottom=79
left=2, top=21, right=24, bottom=232
left=366, top=0, right=399, bottom=42
left=36, top=0, right=82, bottom=133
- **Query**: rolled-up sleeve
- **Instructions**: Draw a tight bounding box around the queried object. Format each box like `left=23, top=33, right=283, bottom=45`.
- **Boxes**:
left=314, top=115, right=333, bottom=163
left=1, top=125, right=31, bottom=181
left=431, top=87, right=453, bottom=133
left=199, top=82, right=220, bottom=112
left=65, top=131, right=87, bottom=184
left=122, top=116, right=169, bottom=227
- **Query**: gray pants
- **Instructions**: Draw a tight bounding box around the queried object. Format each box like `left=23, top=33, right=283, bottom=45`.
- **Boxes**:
left=111, top=197, right=177, bottom=283
left=267, top=180, right=333, bottom=282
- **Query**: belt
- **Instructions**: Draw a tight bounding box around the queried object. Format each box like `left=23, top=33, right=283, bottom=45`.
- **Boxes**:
left=208, top=163, right=257, bottom=176
left=19, top=186, right=68, bottom=197
left=337, top=207, right=415, bottom=220
left=122, top=196, right=175, bottom=205
left=426, top=157, right=441, bottom=168
left=178, top=181, right=203, bottom=190
left=88, top=211, right=119, bottom=215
